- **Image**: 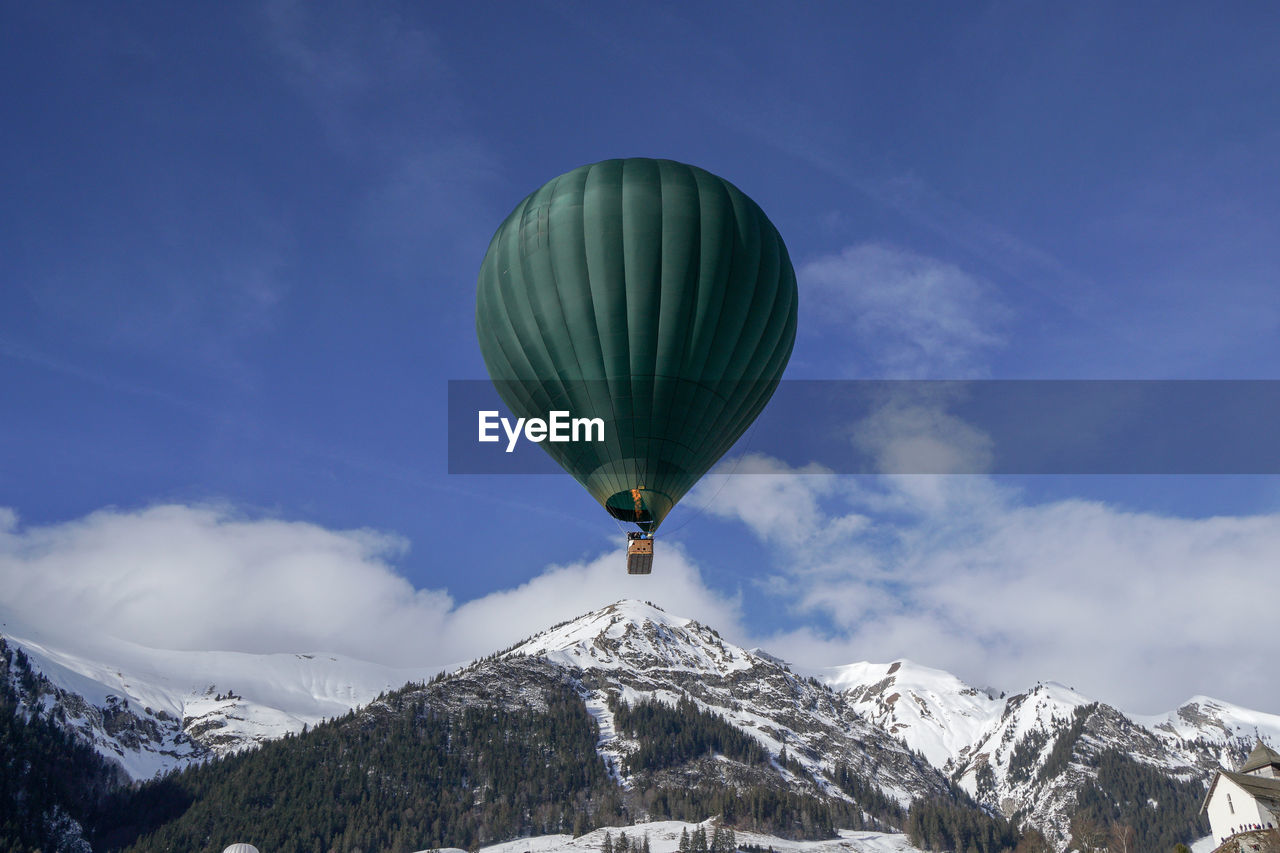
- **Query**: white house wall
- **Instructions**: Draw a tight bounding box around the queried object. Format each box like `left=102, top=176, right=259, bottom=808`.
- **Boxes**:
left=1207, top=776, right=1267, bottom=844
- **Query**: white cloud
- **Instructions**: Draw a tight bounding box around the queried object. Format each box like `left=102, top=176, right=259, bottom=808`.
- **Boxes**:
left=849, top=383, right=995, bottom=475
left=798, top=243, right=1007, bottom=378
left=693, top=455, right=846, bottom=548
left=443, top=547, right=743, bottom=659
left=5, top=493, right=1276, bottom=716
left=0, top=504, right=739, bottom=671
left=696, top=460, right=1280, bottom=714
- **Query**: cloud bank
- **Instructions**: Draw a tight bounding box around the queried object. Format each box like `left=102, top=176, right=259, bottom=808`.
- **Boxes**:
left=0, top=504, right=739, bottom=671
left=694, top=459, right=1280, bottom=714
left=4, top=490, right=1276, bottom=715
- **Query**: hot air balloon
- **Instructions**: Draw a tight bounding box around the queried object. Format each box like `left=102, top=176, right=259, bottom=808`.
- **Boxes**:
left=222, top=845, right=260, bottom=853
left=476, top=158, right=797, bottom=573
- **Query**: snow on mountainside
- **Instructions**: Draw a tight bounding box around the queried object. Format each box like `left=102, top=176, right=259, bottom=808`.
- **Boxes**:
left=2, top=627, right=435, bottom=780
left=503, top=600, right=951, bottom=807
left=1135, top=695, right=1280, bottom=747
left=821, top=660, right=1003, bottom=770
left=509, top=600, right=754, bottom=677
left=818, top=658, right=1280, bottom=778
left=815, top=657, right=1280, bottom=845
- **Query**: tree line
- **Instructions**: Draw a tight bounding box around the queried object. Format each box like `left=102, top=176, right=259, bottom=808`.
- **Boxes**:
left=0, top=636, right=122, bottom=853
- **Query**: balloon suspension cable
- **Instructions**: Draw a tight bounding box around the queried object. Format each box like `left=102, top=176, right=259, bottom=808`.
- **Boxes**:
left=610, top=515, right=629, bottom=536
left=659, top=418, right=760, bottom=537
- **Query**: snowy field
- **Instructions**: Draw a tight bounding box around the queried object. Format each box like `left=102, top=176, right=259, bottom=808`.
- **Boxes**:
left=418, top=820, right=922, bottom=853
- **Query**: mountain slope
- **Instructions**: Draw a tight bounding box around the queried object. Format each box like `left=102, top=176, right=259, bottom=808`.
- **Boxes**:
left=104, top=655, right=619, bottom=852
left=504, top=601, right=952, bottom=810
left=2, top=626, right=436, bottom=780
left=0, top=637, right=126, bottom=853
left=818, top=658, right=1280, bottom=845
left=3, top=599, right=1275, bottom=851
left=92, top=602, right=982, bottom=851
left=823, top=660, right=1003, bottom=771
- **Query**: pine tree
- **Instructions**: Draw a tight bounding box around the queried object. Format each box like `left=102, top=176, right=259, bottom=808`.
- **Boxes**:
left=679, top=827, right=690, bottom=853
left=604, top=830, right=613, bottom=853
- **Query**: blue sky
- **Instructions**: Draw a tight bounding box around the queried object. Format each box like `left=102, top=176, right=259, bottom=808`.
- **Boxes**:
left=3, top=2, right=1280, bottom=712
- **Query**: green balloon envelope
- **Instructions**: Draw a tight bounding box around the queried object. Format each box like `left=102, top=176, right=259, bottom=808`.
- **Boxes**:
left=476, top=158, right=797, bottom=532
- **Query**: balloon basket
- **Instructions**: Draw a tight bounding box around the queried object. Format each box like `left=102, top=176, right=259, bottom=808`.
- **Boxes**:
left=626, top=532, right=654, bottom=575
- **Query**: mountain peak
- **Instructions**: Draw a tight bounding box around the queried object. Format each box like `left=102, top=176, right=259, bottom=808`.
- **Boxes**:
left=817, top=658, right=977, bottom=694
left=819, top=658, right=1004, bottom=770
left=503, top=599, right=754, bottom=676
left=597, top=598, right=676, bottom=623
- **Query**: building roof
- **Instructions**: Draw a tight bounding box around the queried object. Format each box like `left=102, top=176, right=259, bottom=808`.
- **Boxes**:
left=1201, top=770, right=1280, bottom=814
left=1224, top=770, right=1280, bottom=808
left=1241, top=742, right=1280, bottom=775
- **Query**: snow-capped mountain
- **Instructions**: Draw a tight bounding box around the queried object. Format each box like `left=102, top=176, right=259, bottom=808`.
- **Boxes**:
left=1135, top=695, right=1280, bottom=749
left=502, top=600, right=951, bottom=808
left=817, top=658, right=1280, bottom=844
left=5, top=598, right=1277, bottom=849
left=1, top=626, right=435, bottom=780
left=823, top=659, right=1003, bottom=771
